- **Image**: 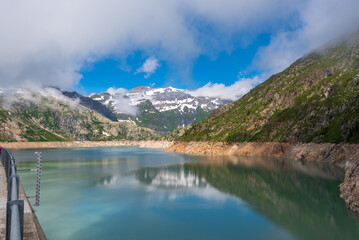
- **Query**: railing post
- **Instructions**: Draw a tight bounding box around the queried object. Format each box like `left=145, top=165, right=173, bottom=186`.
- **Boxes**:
left=6, top=200, right=24, bottom=240
left=7, top=174, right=19, bottom=201
left=0, top=150, right=4, bottom=165
left=4, top=154, right=10, bottom=178
left=1, top=148, right=24, bottom=240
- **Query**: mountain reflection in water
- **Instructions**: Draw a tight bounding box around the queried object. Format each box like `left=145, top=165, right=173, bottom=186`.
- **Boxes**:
left=15, top=147, right=359, bottom=240
left=98, top=155, right=358, bottom=240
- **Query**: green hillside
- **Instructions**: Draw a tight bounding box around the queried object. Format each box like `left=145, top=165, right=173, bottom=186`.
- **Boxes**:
left=180, top=34, right=359, bottom=143
left=0, top=92, right=159, bottom=142
left=116, top=100, right=208, bottom=135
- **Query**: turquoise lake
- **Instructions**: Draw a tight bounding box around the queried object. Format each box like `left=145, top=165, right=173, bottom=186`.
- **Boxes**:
left=12, top=146, right=359, bottom=240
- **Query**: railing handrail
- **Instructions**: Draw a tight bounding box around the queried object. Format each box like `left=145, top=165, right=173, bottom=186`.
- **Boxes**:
left=1, top=148, right=24, bottom=240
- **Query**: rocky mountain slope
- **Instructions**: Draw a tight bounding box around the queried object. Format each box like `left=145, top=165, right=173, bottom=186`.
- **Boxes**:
left=0, top=88, right=159, bottom=142
left=62, top=90, right=118, bottom=122
left=91, top=86, right=230, bottom=134
left=180, top=33, right=359, bottom=143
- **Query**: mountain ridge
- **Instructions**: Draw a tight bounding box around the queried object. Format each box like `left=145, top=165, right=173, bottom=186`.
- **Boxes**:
left=91, top=86, right=231, bottom=134
left=178, top=33, right=359, bottom=143
left=62, top=90, right=118, bottom=122
left=0, top=88, right=160, bottom=142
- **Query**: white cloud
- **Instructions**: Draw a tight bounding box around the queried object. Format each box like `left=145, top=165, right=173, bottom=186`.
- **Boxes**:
left=188, top=75, right=264, bottom=101
left=135, top=57, right=160, bottom=78
left=107, top=87, right=137, bottom=115
left=0, top=0, right=358, bottom=92
left=0, top=86, right=80, bottom=110
left=0, top=0, right=306, bottom=90
left=107, top=87, right=128, bottom=96
left=253, top=0, right=359, bottom=73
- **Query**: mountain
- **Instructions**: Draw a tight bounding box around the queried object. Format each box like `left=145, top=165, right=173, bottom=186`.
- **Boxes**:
left=0, top=88, right=159, bottom=142
left=90, top=86, right=230, bottom=135
left=180, top=33, right=359, bottom=143
left=126, top=86, right=228, bottom=112
left=62, top=90, right=118, bottom=122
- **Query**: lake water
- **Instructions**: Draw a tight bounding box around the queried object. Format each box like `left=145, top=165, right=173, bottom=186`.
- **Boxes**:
left=12, top=146, right=359, bottom=240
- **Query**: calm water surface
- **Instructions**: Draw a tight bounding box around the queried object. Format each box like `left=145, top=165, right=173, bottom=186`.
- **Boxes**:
left=12, top=146, right=359, bottom=240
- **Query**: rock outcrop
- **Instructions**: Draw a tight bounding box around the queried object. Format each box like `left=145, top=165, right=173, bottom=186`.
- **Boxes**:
left=340, top=156, right=359, bottom=214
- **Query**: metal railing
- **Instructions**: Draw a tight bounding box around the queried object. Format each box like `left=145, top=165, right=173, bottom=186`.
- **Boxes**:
left=0, top=148, right=24, bottom=240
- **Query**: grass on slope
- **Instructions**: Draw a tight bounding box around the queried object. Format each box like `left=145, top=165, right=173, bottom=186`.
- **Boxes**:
left=180, top=36, right=359, bottom=143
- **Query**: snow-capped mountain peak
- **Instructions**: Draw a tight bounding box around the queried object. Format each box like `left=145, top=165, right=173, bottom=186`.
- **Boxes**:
left=90, top=86, right=231, bottom=134
left=124, top=86, right=229, bottom=113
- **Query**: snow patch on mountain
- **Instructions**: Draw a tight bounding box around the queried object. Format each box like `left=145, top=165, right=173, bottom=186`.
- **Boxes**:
left=89, top=86, right=231, bottom=134
left=118, top=86, right=230, bottom=114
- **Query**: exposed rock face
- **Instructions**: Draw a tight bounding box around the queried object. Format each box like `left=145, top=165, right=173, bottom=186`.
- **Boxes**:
left=340, top=156, right=359, bottom=214
left=166, top=142, right=359, bottom=164
left=62, top=90, right=118, bottom=122
left=165, top=141, right=359, bottom=214
left=166, top=141, right=291, bottom=157
left=289, top=143, right=359, bottom=167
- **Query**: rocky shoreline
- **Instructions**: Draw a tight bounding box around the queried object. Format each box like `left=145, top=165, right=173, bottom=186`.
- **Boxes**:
left=165, top=141, right=359, bottom=214
left=0, top=140, right=172, bottom=149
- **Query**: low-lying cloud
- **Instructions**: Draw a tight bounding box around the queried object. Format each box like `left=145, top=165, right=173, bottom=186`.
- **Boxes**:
left=0, top=86, right=80, bottom=110
left=254, top=0, right=359, bottom=73
left=188, top=75, right=264, bottom=101
left=107, top=87, right=137, bottom=115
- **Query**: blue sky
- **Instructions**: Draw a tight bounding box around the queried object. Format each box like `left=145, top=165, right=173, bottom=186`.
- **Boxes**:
left=1, top=0, right=359, bottom=100
left=78, top=33, right=271, bottom=95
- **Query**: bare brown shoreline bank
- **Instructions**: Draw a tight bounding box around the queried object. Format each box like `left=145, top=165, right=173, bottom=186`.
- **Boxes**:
left=0, top=140, right=172, bottom=149
left=165, top=141, right=359, bottom=214
left=165, top=141, right=358, bottom=166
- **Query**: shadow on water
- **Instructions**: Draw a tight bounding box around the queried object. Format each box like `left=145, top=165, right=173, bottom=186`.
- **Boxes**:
left=135, top=155, right=359, bottom=240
